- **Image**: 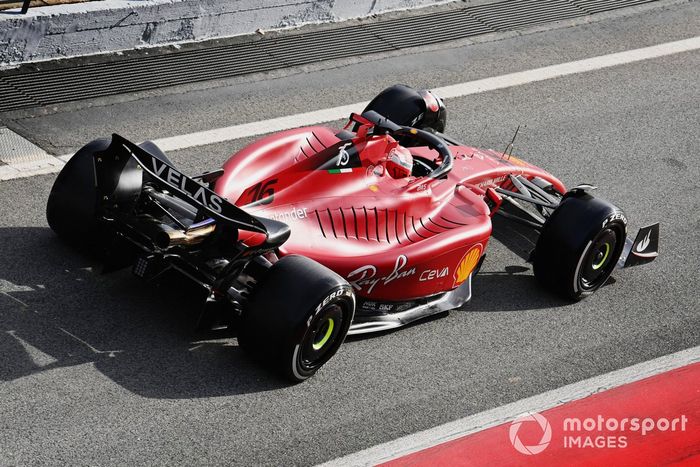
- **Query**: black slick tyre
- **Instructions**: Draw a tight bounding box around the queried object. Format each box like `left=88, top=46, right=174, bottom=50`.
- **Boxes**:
left=46, top=138, right=110, bottom=241
left=47, top=138, right=172, bottom=245
left=533, top=193, right=627, bottom=301
left=238, top=255, right=355, bottom=382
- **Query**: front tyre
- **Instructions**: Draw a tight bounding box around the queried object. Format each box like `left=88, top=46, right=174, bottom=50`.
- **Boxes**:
left=533, top=193, right=627, bottom=301
left=238, top=255, right=355, bottom=382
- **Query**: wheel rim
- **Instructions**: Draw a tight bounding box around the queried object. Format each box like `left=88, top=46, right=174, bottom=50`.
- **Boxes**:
left=312, top=318, right=335, bottom=351
left=591, top=242, right=611, bottom=270
left=299, top=304, right=345, bottom=371
left=580, top=228, right=619, bottom=290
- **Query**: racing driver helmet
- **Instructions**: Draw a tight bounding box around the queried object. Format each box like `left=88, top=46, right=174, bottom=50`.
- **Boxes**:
left=386, top=146, right=413, bottom=179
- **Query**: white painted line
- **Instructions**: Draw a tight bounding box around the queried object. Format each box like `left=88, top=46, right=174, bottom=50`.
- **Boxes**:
left=1, top=36, right=699, bottom=182
left=154, top=103, right=363, bottom=152
left=152, top=36, right=700, bottom=152
left=434, top=36, right=700, bottom=99
left=0, top=126, right=50, bottom=164
left=318, top=345, right=700, bottom=467
left=0, top=157, right=65, bottom=181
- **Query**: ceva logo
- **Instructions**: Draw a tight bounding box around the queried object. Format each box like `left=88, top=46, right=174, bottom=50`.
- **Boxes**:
left=509, top=412, right=552, bottom=455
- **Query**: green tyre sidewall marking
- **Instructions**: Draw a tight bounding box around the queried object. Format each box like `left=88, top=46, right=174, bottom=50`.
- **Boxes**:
left=312, top=318, right=335, bottom=351
left=592, top=242, right=611, bottom=270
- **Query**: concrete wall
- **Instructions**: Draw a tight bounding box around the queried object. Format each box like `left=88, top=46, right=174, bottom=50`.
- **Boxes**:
left=0, top=0, right=458, bottom=67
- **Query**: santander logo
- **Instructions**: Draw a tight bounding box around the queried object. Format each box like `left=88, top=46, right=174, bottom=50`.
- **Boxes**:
left=509, top=412, right=552, bottom=455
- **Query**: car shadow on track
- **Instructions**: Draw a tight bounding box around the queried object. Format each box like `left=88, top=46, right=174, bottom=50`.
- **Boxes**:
left=466, top=266, right=573, bottom=312
left=0, top=227, right=288, bottom=398
left=346, top=265, right=574, bottom=341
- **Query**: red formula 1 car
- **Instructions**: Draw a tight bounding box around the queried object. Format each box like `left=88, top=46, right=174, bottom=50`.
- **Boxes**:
left=47, top=85, right=659, bottom=381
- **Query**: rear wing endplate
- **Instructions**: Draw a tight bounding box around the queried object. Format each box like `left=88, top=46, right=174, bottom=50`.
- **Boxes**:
left=98, top=134, right=268, bottom=235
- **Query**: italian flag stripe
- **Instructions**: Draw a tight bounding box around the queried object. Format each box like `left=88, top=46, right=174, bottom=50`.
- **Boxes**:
left=328, top=168, right=353, bottom=174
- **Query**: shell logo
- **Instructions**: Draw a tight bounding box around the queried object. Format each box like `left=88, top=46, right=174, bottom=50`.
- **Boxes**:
left=453, top=244, right=483, bottom=286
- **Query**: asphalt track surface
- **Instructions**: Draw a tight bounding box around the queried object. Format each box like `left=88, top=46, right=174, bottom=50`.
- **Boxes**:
left=1, top=2, right=699, bottom=465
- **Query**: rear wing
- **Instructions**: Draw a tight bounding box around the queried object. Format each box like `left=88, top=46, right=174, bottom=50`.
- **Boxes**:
left=96, top=134, right=268, bottom=235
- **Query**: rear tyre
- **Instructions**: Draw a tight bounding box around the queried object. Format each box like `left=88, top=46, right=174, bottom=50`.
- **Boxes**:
left=363, top=84, right=446, bottom=134
left=47, top=138, right=173, bottom=244
left=238, top=255, right=355, bottom=382
left=532, top=193, right=627, bottom=301
left=47, top=138, right=110, bottom=242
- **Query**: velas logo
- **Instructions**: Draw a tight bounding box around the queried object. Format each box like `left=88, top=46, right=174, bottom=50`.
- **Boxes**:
left=509, top=412, right=552, bottom=455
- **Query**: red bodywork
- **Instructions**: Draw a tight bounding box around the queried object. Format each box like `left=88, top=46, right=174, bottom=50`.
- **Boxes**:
left=214, top=124, right=566, bottom=301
